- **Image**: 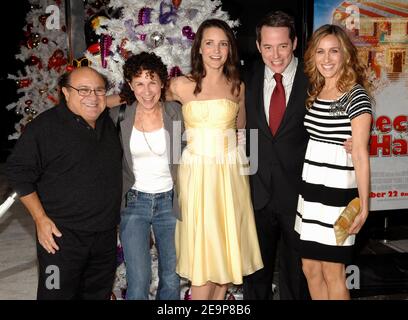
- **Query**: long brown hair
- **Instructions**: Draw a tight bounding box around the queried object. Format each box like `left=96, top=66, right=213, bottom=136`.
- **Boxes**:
left=189, top=19, right=241, bottom=96
left=304, top=24, right=371, bottom=108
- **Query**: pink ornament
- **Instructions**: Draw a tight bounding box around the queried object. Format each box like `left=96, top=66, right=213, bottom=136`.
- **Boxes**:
left=187, top=32, right=195, bottom=40
left=100, top=34, right=112, bottom=68
left=169, top=66, right=182, bottom=78
left=182, top=26, right=195, bottom=40
left=182, top=26, right=192, bottom=37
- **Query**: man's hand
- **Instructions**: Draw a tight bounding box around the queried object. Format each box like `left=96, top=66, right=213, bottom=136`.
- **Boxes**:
left=343, top=137, right=352, bottom=154
left=35, top=215, right=62, bottom=254
left=19, top=192, right=63, bottom=254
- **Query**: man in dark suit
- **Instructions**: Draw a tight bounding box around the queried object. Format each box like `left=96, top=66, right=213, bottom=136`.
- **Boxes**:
left=243, top=11, right=309, bottom=300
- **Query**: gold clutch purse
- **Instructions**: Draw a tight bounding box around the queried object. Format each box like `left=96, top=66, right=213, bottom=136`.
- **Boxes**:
left=333, top=197, right=360, bottom=245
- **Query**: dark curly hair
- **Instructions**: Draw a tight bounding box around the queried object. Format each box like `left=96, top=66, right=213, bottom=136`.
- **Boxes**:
left=119, top=52, right=168, bottom=105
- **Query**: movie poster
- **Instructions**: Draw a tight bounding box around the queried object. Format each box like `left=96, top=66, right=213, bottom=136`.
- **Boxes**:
left=313, top=0, right=408, bottom=210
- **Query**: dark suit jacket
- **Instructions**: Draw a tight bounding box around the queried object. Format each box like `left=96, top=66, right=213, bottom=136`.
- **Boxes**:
left=245, top=59, right=309, bottom=214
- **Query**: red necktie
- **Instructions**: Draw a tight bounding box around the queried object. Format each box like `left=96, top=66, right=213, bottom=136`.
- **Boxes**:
left=269, top=73, right=286, bottom=135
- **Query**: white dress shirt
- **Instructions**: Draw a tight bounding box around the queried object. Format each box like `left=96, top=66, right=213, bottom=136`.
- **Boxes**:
left=263, top=56, right=298, bottom=125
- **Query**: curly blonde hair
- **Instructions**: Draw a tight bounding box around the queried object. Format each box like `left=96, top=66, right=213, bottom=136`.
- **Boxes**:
left=304, top=24, right=371, bottom=108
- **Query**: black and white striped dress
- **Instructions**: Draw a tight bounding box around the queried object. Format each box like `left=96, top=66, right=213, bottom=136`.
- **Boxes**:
left=294, top=84, right=372, bottom=264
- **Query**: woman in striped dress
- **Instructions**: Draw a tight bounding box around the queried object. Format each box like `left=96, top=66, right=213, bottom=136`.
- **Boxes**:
left=294, top=25, right=372, bottom=300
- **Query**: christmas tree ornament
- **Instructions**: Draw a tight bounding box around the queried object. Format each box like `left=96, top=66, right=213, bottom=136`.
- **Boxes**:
left=47, top=95, right=58, bottom=104
left=159, top=1, right=177, bottom=24
left=87, top=43, right=100, bottom=55
left=100, top=34, right=112, bottom=68
left=172, top=0, right=182, bottom=9
left=48, top=49, right=67, bottom=71
left=119, top=38, right=131, bottom=59
left=41, top=37, right=49, bottom=44
left=31, top=33, right=41, bottom=47
left=38, top=14, right=50, bottom=26
left=25, top=100, right=33, bottom=106
left=182, top=26, right=195, bottom=40
left=28, top=55, right=43, bottom=69
left=72, top=57, right=90, bottom=68
left=91, top=15, right=109, bottom=29
left=66, top=65, right=75, bottom=72
left=18, top=78, right=32, bottom=88
left=28, top=55, right=39, bottom=65
left=94, top=0, right=103, bottom=9
left=169, top=66, right=182, bottom=78
left=39, top=87, right=47, bottom=95
left=26, top=39, right=34, bottom=49
left=24, top=107, right=32, bottom=114
left=138, top=7, right=152, bottom=25
left=26, top=23, right=33, bottom=33
left=149, top=31, right=165, bottom=48
left=124, top=19, right=138, bottom=41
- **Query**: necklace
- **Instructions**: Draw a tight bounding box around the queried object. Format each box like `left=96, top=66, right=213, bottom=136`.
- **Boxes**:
left=140, top=108, right=166, bottom=157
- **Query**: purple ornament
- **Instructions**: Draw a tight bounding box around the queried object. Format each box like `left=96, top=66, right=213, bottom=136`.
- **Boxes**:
left=159, top=1, right=177, bottom=24
left=138, top=7, right=152, bottom=25
left=187, top=31, right=195, bottom=40
left=140, top=34, right=147, bottom=41
left=124, top=19, right=138, bottom=41
left=182, top=26, right=192, bottom=37
left=100, top=34, right=112, bottom=69
left=169, top=66, right=182, bottom=78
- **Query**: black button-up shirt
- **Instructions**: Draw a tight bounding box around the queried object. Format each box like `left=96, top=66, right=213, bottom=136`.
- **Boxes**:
left=6, top=103, right=122, bottom=232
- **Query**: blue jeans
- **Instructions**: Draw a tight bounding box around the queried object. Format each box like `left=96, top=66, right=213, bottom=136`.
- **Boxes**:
left=120, top=189, right=180, bottom=300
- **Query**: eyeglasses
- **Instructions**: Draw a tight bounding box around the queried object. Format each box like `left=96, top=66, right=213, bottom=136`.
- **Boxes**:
left=67, top=85, right=107, bottom=96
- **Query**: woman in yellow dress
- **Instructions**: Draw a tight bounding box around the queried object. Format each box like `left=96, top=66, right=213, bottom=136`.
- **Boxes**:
left=167, top=19, right=264, bottom=300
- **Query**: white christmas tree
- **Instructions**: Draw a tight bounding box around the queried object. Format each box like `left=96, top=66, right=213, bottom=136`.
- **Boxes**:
left=6, top=0, right=112, bottom=140
left=7, top=0, right=68, bottom=140
left=87, top=0, right=240, bottom=300
left=85, top=0, right=239, bottom=92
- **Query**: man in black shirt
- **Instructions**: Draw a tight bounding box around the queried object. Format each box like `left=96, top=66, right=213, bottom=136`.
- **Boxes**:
left=6, top=67, right=122, bottom=299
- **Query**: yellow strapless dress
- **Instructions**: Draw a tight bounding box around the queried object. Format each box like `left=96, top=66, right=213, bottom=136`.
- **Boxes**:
left=175, top=99, right=263, bottom=286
